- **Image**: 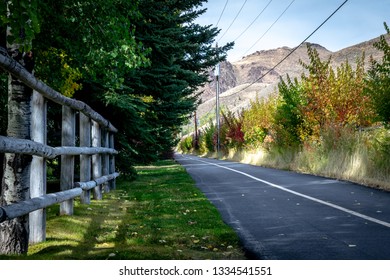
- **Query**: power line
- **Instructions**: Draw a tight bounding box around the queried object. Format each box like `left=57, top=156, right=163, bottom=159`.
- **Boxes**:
left=218, top=0, right=248, bottom=42
left=233, top=0, right=349, bottom=96
left=216, top=0, right=229, bottom=27
left=242, top=0, right=295, bottom=57
left=233, top=0, right=274, bottom=42
left=198, top=0, right=349, bottom=123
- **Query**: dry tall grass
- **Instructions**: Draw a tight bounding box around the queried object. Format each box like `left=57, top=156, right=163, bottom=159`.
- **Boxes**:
left=215, top=128, right=390, bottom=191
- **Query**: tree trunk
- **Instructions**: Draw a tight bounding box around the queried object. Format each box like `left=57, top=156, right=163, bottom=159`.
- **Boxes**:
left=0, top=28, right=33, bottom=254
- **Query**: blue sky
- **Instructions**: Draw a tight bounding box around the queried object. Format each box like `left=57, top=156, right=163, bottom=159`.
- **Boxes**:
left=194, top=0, right=390, bottom=62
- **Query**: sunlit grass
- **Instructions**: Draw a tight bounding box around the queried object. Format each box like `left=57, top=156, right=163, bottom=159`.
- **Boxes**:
left=217, top=128, right=390, bottom=191
left=0, top=160, right=246, bottom=260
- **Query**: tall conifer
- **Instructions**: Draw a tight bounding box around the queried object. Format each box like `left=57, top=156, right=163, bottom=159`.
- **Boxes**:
left=123, top=0, right=233, bottom=161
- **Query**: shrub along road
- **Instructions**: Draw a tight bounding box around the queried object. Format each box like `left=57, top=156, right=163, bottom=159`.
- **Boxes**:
left=175, top=153, right=390, bottom=260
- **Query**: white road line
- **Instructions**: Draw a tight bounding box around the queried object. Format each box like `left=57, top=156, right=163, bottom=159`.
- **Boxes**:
left=186, top=156, right=390, bottom=229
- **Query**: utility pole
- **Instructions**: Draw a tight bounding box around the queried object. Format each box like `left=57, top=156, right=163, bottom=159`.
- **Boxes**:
left=215, top=43, right=220, bottom=156
left=194, top=111, right=199, bottom=150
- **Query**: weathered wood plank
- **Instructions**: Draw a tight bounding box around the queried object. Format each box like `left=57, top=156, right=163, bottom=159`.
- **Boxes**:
left=92, top=121, right=102, bottom=200
left=0, top=172, right=119, bottom=223
left=60, top=106, right=75, bottom=215
left=29, top=90, right=47, bottom=244
left=101, top=129, right=110, bottom=193
left=55, top=146, right=118, bottom=156
left=0, top=136, right=118, bottom=158
left=94, top=172, right=120, bottom=186
left=74, top=172, right=120, bottom=191
left=0, top=136, right=53, bottom=157
left=0, top=53, right=117, bottom=133
left=109, top=133, right=116, bottom=190
left=0, top=189, right=83, bottom=223
left=79, top=113, right=91, bottom=204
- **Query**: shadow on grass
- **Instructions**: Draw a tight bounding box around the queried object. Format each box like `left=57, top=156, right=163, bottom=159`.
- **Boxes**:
left=1, top=160, right=247, bottom=260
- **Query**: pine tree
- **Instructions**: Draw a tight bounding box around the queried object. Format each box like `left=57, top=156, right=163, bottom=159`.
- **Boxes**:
left=123, top=0, right=233, bottom=161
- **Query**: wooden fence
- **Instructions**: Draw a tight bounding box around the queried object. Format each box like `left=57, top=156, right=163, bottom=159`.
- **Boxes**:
left=0, top=52, right=119, bottom=245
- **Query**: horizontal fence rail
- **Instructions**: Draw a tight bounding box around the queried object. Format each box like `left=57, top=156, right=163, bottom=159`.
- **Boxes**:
left=0, top=136, right=118, bottom=159
left=0, top=172, right=120, bottom=223
left=75, top=173, right=120, bottom=191
left=0, top=51, right=120, bottom=251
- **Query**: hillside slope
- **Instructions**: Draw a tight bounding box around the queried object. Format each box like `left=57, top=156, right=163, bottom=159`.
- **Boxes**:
left=197, top=35, right=389, bottom=121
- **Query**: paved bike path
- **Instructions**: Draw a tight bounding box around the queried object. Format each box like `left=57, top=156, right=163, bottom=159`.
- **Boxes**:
left=175, top=154, right=390, bottom=260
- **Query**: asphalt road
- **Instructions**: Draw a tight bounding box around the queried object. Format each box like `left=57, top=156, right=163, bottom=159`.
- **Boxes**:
left=175, top=153, right=390, bottom=260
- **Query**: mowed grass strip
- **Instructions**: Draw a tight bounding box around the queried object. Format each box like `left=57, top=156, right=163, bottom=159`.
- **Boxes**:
left=1, top=160, right=247, bottom=260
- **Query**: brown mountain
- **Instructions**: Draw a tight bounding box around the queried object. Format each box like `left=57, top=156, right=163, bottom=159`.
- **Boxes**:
left=196, top=35, right=389, bottom=121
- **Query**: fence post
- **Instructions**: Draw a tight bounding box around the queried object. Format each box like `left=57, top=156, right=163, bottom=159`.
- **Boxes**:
left=29, top=90, right=47, bottom=243
left=109, top=133, right=116, bottom=190
left=60, top=106, right=75, bottom=215
left=92, top=120, right=102, bottom=200
left=79, top=113, right=91, bottom=204
left=101, top=129, right=110, bottom=193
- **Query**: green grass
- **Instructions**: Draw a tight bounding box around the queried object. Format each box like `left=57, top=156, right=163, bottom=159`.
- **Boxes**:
left=0, top=160, right=246, bottom=260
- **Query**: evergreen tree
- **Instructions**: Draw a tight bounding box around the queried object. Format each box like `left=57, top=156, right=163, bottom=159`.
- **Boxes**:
left=117, top=0, right=233, bottom=162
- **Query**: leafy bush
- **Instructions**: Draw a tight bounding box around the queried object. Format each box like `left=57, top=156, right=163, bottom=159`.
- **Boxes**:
left=241, top=95, right=277, bottom=148
left=273, top=76, right=306, bottom=147
left=201, top=119, right=216, bottom=153
left=298, top=45, right=374, bottom=141
left=35, top=48, right=83, bottom=97
left=365, top=23, right=390, bottom=126
left=220, top=110, right=245, bottom=150
left=371, top=128, right=390, bottom=172
left=179, top=136, right=194, bottom=153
